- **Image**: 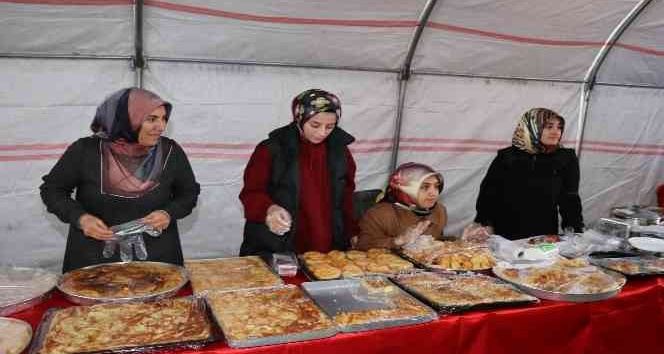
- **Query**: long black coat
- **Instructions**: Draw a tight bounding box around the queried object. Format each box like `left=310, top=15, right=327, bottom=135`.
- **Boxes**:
left=40, top=136, right=200, bottom=272
left=474, top=146, right=584, bottom=240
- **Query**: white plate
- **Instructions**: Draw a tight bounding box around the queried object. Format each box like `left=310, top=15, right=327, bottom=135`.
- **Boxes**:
left=628, top=237, right=664, bottom=253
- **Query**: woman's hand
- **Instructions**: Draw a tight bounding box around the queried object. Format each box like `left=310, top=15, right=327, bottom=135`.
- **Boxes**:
left=266, top=204, right=292, bottom=235
left=78, top=213, right=114, bottom=240
left=395, top=220, right=431, bottom=247
left=142, top=210, right=171, bottom=232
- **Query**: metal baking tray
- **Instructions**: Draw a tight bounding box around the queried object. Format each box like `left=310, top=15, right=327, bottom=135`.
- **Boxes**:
left=0, top=317, right=33, bottom=354
left=1, top=266, right=58, bottom=316
left=185, top=256, right=284, bottom=294
left=391, top=272, right=538, bottom=314
left=205, top=285, right=337, bottom=348
left=397, top=248, right=494, bottom=273
left=28, top=296, right=215, bottom=354
left=301, top=276, right=437, bottom=332
left=57, top=261, right=188, bottom=305
left=589, top=256, right=664, bottom=276
left=492, top=266, right=626, bottom=302
left=299, top=251, right=417, bottom=281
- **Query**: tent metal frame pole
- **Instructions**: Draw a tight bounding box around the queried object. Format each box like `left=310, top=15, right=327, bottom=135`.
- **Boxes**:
left=133, top=0, right=145, bottom=87
left=389, top=0, right=439, bottom=172
left=146, top=56, right=399, bottom=74
left=0, top=53, right=129, bottom=60
left=576, top=0, right=653, bottom=157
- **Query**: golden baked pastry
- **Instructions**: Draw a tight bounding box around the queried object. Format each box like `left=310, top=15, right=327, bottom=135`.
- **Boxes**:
left=206, top=286, right=334, bottom=343
left=58, top=262, right=186, bottom=300
left=35, top=297, right=212, bottom=354
left=185, top=256, right=282, bottom=294
left=394, top=272, right=535, bottom=309
left=301, top=249, right=414, bottom=280
left=333, top=278, right=431, bottom=326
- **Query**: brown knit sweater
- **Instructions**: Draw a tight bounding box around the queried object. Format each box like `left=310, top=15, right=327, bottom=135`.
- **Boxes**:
left=355, top=202, right=447, bottom=251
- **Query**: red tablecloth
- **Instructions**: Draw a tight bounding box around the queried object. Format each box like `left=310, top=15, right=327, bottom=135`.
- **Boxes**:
left=10, top=275, right=664, bottom=354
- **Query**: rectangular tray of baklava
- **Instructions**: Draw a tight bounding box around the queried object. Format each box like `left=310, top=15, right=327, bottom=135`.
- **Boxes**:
left=391, top=272, right=538, bottom=314
left=185, top=256, right=283, bottom=294
left=29, top=296, right=215, bottom=354
left=205, top=285, right=337, bottom=348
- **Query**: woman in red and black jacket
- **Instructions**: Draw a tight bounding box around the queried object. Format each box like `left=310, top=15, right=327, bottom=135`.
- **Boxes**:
left=239, top=89, right=358, bottom=258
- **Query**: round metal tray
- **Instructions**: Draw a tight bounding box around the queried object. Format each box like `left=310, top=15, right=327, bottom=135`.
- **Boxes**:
left=57, top=261, right=188, bottom=305
left=0, top=267, right=57, bottom=316
left=0, top=317, right=33, bottom=354
left=492, top=266, right=626, bottom=303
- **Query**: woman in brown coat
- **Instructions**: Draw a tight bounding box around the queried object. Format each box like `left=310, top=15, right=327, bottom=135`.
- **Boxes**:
left=355, top=162, right=447, bottom=250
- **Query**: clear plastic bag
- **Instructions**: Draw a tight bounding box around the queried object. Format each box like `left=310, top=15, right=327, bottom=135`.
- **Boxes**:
left=557, top=229, right=624, bottom=258
left=102, top=219, right=161, bottom=261
left=488, top=235, right=558, bottom=267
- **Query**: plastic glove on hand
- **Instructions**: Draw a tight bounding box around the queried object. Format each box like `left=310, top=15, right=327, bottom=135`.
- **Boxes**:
left=266, top=204, right=292, bottom=236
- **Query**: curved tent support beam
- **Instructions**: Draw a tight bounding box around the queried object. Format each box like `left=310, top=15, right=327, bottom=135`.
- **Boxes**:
left=575, top=0, right=653, bottom=157
left=133, top=0, right=146, bottom=87
left=389, top=0, right=439, bottom=172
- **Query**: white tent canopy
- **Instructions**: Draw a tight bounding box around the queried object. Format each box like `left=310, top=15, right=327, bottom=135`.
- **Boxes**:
left=1, top=0, right=662, bottom=270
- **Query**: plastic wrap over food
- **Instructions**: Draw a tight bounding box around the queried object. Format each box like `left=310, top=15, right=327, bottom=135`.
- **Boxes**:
left=557, top=230, right=624, bottom=258
left=460, top=222, right=492, bottom=243
left=0, top=266, right=58, bottom=316
left=103, top=219, right=161, bottom=262
left=400, top=236, right=495, bottom=271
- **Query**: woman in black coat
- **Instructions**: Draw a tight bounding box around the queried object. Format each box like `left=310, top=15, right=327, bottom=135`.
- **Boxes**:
left=474, top=108, right=584, bottom=240
left=40, top=88, right=200, bottom=272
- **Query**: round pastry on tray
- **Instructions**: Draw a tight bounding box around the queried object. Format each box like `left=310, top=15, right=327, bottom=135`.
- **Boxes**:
left=0, top=317, right=32, bottom=354
left=57, top=261, right=188, bottom=305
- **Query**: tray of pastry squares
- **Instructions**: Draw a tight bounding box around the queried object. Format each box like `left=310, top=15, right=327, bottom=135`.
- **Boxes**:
left=205, top=285, right=337, bottom=348
left=28, top=296, right=215, bottom=354
left=391, top=271, right=538, bottom=313
left=589, top=254, right=664, bottom=276
left=299, top=249, right=416, bottom=280
left=185, top=256, right=283, bottom=294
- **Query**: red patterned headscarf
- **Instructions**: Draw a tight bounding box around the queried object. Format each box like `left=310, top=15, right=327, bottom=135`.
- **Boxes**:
left=291, top=89, right=341, bottom=130
left=512, top=108, right=565, bottom=154
left=91, top=88, right=172, bottom=198
left=385, top=162, right=443, bottom=215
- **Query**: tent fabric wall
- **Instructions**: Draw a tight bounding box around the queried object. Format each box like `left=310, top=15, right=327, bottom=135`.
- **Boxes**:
left=0, top=0, right=662, bottom=270
left=413, top=0, right=637, bottom=80
left=0, top=2, right=134, bottom=56
left=0, top=58, right=135, bottom=269
left=144, top=61, right=398, bottom=258
left=396, top=75, right=582, bottom=233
